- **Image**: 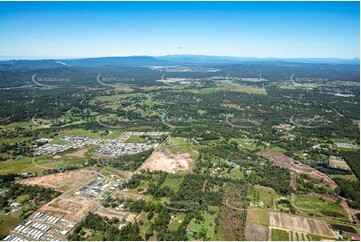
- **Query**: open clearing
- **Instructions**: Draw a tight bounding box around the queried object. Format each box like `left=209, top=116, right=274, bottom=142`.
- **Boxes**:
left=17, top=169, right=92, bottom=192
left=96, top=207, right=139, bottom=222
left=65, top=148, right=89, bottom=158
left=39, top=196, right=97, bottom=222
left=269, top=211, right=334, bottom=237
left=294, top=194, right=348, bottom=220
left=17, top=172, right=73, bottom=192
left=248, top=185, right=278, bottom=208
left=245, top=223, right=268, bottom=241
left=140, top=148, right=192, bottom=174
left=328, top=156, right=350, bottom=170
left=0, top=214, right=21, bottom=238
left=247, top=208, right=269, bottom=226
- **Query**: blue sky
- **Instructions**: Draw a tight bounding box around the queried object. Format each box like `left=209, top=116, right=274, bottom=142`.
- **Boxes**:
left=0, top=1, right=359, bottom=59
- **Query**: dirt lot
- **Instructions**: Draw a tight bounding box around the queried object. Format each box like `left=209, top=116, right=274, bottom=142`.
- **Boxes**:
left=65, top=148, right=89, bottom=158
left=269, top=211, right=334, bottom=237
left=329, top=156, right=350, bottom=170
left=39, top=196, right=97, bottom=222
left=17, top=169, right=93, bottom=192
left=245, top=223, right=268, bottom=241
left=139, top=148, right=192, bottom=174
left=18, top=172, right=73, bottom=192
left=257, top=149, right=337, bottom=189
left=96, top=207, right=140, bottom=223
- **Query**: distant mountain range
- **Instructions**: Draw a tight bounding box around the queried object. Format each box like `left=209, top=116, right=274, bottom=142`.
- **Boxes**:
left=0, top=55, right=359, bottom=70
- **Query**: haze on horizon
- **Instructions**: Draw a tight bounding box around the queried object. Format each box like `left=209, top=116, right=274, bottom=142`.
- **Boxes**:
left=0, top=1, right=359, bottom=60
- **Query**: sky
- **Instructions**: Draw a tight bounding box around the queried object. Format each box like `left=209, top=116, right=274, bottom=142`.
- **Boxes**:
left=0, top=1, right=359, bottom=59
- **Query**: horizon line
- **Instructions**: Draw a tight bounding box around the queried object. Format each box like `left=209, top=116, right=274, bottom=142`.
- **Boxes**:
left=0, top=54, right=360, bottom=62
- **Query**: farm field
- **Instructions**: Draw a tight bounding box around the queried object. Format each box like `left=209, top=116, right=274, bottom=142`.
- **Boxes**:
left=269, top=212, right=334, bottom=237
left=271, top=228, right=289, bottom=241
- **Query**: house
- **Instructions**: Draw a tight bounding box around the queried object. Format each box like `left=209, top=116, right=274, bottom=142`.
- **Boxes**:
left=83, top=231, right=92, bottom=239
left=350, top=235, right=360, bottom=241
left=10, top=202, right=21, bottom=208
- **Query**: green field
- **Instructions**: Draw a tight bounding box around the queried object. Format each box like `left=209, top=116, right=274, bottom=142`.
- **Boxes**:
left=187, top=206, right=218, bottom=240
left=216, top=80, right=267, bottom=94
left=0, top=155, right=86, bottom=175
left=271, top=228, right=289, bottom=241
left=170, top=137, right=190, bottom=145
left=247, top=186, right=278, bottom=208
left=125, top=135, right=148, bottom=143
left=247, top=208, right=269, bottom=226
left=294, top=195, right=348, bottom=220
left=226, top=168, right=244, bottom=181
left=160, top=175, right=184, bottom=193
left=0, top=214, right=21, bottom=238
left=167, top=213, right=186, bottom=231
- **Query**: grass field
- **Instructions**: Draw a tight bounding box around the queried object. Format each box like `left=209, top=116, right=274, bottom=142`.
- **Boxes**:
left=247, top=208, right=269, bottom=226
left=125, top=135, right=147, bottom=143
left=232, top=138, right=258, bottom=150
left=226, top=168, right=244, bottom=181
left=60, top=129, right=105, bottom=138
left=248, top=185, right=278, bottom=208
left=216, top=80, right=267, bottom=94
left=186, top=87, right=220, bottom=94
left=168, top=213, right=186, bottom=231
left=16, top=194, right=29, bottom=203
left=0, top=214, right=21, bottom=238
left=0, top=157, right=34, bottom=174
left=352, top=119, right=360, bottom=127
left=294, top=195, right=348, bottom=220
left=170, top=137, right=189, bottom=145
left=167, top=144, right=198, bottom=160
left=271, top=228, right=289, bottom=241
left=187, top=206, right=218, bottom=240
left=0, top=154, right=86, bottom=175
left=160, top=175, right=184, bottom=193
left=309, top=234, right=336, bottom=241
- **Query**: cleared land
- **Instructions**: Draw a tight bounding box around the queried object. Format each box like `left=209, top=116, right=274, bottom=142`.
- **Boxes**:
left=39, top=196, right=97, bottom=222
left=257, top=149, right=337, bottom=189
left=17, top=172, right=73, bottom=192
left=140, top=148, right=192, bottom=174
left=247, top=208, right=269, bottom=226
left=269, top=211, right=334, bottom=237
left=96, top=207, right=139, bottom=222
left=245, top=223, right=268, bottom=241
left=65, top=148, right=89, bottom=158
left=17, top=169, right=92, bottom=192
left=328, top=156, right=350, bottom=170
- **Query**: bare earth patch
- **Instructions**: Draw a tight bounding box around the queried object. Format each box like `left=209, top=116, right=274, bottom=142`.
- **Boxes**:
left=39, top=196, right=97, bottom=222
left=257, top=149, right=337, bottom=189
left=17, top=169, right=94, bottom=192
left=53, top=155, right=62, bottom=159
left=18, top=172, right=72, bottom=192
left=269, top=211, right=334, bottom=237
left=245, top=223, right=268, bottom=241
left=65, top=148, right=89, bottom=158
left=96, top=207, right=140, bottom=223
left=140, top=148, right=192, bottom=174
